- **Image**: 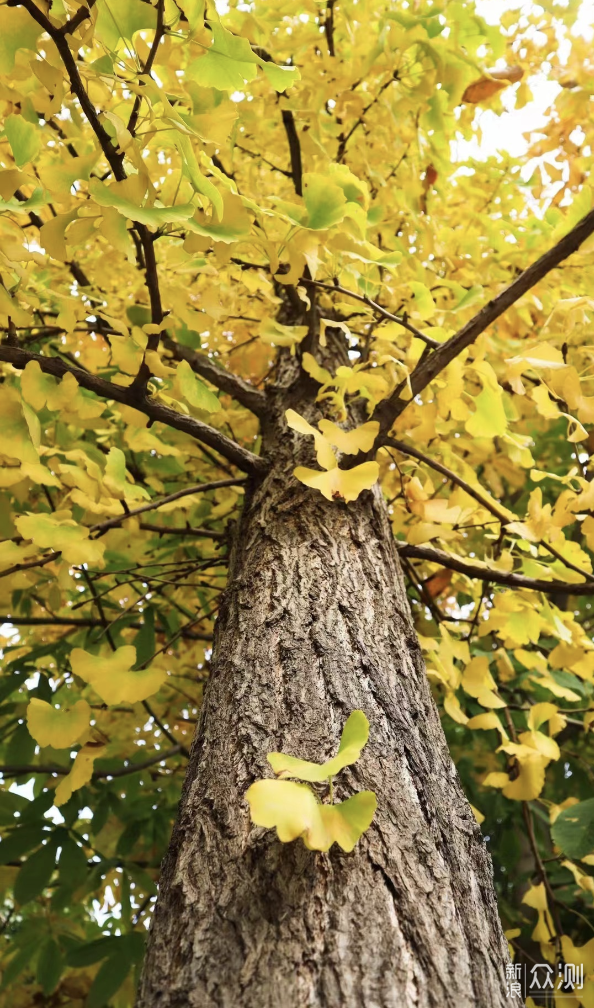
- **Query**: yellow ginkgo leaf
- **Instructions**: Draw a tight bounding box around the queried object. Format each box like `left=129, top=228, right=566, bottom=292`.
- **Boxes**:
left=285, top=408, right=337, bottom=469
left=70, top=646, right=167, bottom=705
left=268, top=710, right=369, bottom=781
left=245, top=779, right=376, bottom=852
left=15, top=512, right=105, bottom=567
left=55, top=743, right=106, bottom=807
left=466, top=712, right=507, bottom=735
left=497, top=742, right=549, bottom=800
left=461, top=657, right=506, bottom=709
left=26, top=698, right=91, bottom=749
left=444, top=691, right=468, bottom=725
left=482, top=771, right=510, bottom=790
left=517, top=730, right=560, bottom=761
left=301, top=352, right=332, bottom=386
left=285, top=408, right=318, bottom=440
left=465, top=362, right=508, bottom=439
left=317, top=419, right=379, bottom=454
left=522, top=882, right=555, bottom=944
left=293, top=461, right=379, bottom=502
left=528, top=702, right=561, bottom=731
left=260, top=318, right=309, bottom=352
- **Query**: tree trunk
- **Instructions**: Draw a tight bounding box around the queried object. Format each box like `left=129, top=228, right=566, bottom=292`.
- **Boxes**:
left=137, top=376, right=512, bottom=1008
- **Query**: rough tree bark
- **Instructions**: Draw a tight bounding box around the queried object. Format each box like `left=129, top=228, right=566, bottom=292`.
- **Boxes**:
left=137, top=344, right=512, bottom=1008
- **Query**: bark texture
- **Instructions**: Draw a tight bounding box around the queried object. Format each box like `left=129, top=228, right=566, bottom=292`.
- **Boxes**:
left=137, top=376, right=511, bottom=1008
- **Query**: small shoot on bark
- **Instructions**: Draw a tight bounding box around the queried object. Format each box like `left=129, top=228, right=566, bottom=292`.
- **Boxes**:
left=245, top=711, right=377, bottom=852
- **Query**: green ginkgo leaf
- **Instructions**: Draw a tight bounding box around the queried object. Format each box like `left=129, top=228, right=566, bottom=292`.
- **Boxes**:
left=94, top=0, right=158, bottom=51
left=70, top=646, right=167, bottom=705
left=267, top=710, right=369, bottom=782
left=245, top=779, right=376, bottom=852
left=89, top=179, right=196, bottom=228
left=4, top=115, right=40, bottom=169
left=302, top=173, right=347, bottom=231
left=176, top=360, right=221, bottom=412
left=0, top=8, right=41, bottom=75
left=26, top=699, right=91, bottom=750
left=187, top=22, right=299, bottom=94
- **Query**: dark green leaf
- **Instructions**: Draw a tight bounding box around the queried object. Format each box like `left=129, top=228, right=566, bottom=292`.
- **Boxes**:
left=58, top=837, right=89, bottom=888
left=0, top=944, right=36, bottom=990
left=0, top=790, right=28, bottom=825
left=0, top=824, right=46, bottom=865
left=86, top=951, right=131, bottom=1008
left=20, top=789, right=55, bottom=823
left=36, top=938, right=64, bottom=995
left=549, top=668, right=591, bottom=699
left=14, top=839, right=57, bottom=904
left=551, top=799, right=594, bottom=859
left=5, top=722, right=35, bottom=765
left=67, top=936, right=120, bottom=968
left=134, top=606, right=155, bottom=669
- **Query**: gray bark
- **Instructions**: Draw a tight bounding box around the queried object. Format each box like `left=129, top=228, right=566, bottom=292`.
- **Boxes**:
left=137, top=367, right=512, bottom=1008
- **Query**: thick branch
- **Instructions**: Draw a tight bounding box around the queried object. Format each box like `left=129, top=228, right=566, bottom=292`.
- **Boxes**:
left=397, top=544, right=594, bottom=597
left=373, top=206, right=594, bottom=438
left=281, top=109, right=303, bottom=197
left=0, top=346, right=266, bottom=475
left=163, top=337, right=267, bottom=417
left=324, top=0, right=336, bottom=56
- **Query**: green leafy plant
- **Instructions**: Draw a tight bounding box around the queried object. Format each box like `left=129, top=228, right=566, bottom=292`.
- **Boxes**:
left=245, top=711, right=376, bottom=852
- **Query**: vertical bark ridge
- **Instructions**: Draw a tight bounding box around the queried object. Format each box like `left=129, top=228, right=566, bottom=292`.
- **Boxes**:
left=138, top=409, right=511, bottom=1008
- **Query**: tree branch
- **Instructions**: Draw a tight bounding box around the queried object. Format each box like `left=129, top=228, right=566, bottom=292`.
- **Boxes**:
left=384, top=436, right=510, bottom=521
left=18, top=0, right=168, bottom=378
left=385, top=436, right=594, bottom=583
left=0, top=553, right=56, bottom=581
left=397, top=544, right=594, bottom=597
left=0, top=346, right=266, bottom=475
left=60, top=2, right=94, bottom=37
left=16, top=0, right=124, bottom=182
left=303, top=279, right=439, bottom=347
left=142, top=700, right=189, bottom=756
left=0, top=745, right=184, bottom=780
left=281, top=109, right=303, bottom=197
left=336, top=75, right=396, bottom=162
left=127, top=0, right=165, bottom=135
left=90, top=476, right=245, bottom=535
left=139, top=523, right=225, bottom=539
left=373, top=206, right=594, bottom=438
left=0, top=615, right=143, bottom=628
left=162, top=337, right=267, bottom=417
left=324, top=0, right=336, bottom=57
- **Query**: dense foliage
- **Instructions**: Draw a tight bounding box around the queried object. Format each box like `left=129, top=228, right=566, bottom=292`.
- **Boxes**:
left=0, top=0, right=593, bottom=1004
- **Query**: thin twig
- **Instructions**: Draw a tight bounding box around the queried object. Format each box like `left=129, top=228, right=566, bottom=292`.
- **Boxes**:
left=304, top=279, right=438, bottom=347
left=90, top=477, right=246, bottom=536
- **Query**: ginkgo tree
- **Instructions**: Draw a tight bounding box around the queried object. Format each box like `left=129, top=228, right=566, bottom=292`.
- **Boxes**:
left=0, top=0, right=594, bottom=1005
